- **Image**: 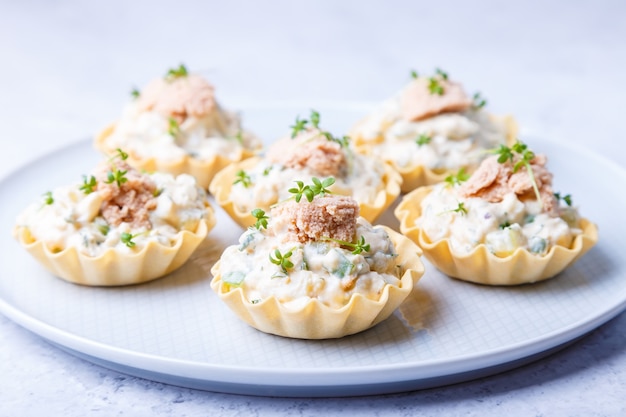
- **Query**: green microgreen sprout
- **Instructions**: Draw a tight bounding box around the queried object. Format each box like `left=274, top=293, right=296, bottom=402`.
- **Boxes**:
left=499, top=221, right=512, bottom=229
left=289, top=110, right=350, bottom=147
left=554, top=192, right=573, bottom=206
left=473, top=92, right=487, bottom=109
left=327, top=235, right=371, bottom=255
left=451, top=202, right=468, bottom=215
left=490, top=140, right=542, bottom=208
left=98, top=224, right=110, bottom=236
left=288, top=177, right=335, bottom=203
left=410, top=69, right=419, bottom=79
left=165, top=64, right=188, bottom=80
left=290, top=115, right=309, bottom=138
left=444, top=168, right=470, bottom=187
left=233, top=169, right=252, bottom=188
left=428, top=77, right=445, bottom=95
left=251, top=208, right=269, bottom=230
left=416, top=133, right=432, bottom=147
left=43, top=191, right=54, bottom=205
left=168, top=117, right=181, bottom=138
left=269, top=248, right=294, bottom=274
left=130, top=88, right=140, bottom=99
left=107, top=148, right=129, bottom=163
left=435, top=68, right=449, bottom=80
left=79, top=175, right=98, bottom=194
left=262, top=166, right=273, bottom=176
left=105, top=169, right=128, bottom=187
left=120, top=232, right=141, bottom=248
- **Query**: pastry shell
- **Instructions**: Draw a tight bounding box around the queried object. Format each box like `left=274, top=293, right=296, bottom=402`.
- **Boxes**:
left=395, top=186, right=599, bottom=285
left=209, top=157, right=402, bottom=228
left=95, top=124, right=258, bottom=189
left=352, top=114, right=518, bottom=193
left=13, top=213, right=215, bottom=286
left=210, top=226, right=424, bottom=339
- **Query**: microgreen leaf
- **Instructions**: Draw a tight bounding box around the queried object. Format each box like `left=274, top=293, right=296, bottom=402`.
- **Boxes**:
left=105, top=169, right=128, bottom=187
left=435, top=68, right=449, bottom=80
left=499, top=221, right=511, bottom=229
left=327, top=235, right=371, bottom=255
left=43, top=191, right=54, bottom=205
left=120, top=232, right=137, bottom=248
left=444, top=168, right=470, bottom=187
left=233, top=169, right=252, bottom=188
left=130, top=88, right=140, bottom=99
left=165, top=64, right=188, bottom=80
left=410, top=69, right=419, bottom=79
left=269, top=248, right=294, bottom=274
left=554, top=192, right=573, bottom=206
left=473, top=92, right=487, bottom=109
left=416, top=134, right=431, bottom=147
left=310, top=110, right=321, bottom=129
left=168, top=117, right=180, bottom=138
left=290, top=116, right=309, bottom=138
left=79, top=175, right=98, bottom=194
left=452, top=202, right=468, bottom=215
left=310, top=176, right=335, bottom=197
left=251, top=208, right=269, bottom=230
left=428, top=77, right=445, bottom=95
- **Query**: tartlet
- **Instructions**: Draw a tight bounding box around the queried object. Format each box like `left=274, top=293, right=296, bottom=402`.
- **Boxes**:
left=13, top=151, right=215, bottom=286
left=209, top=110, right=402, bottom=228
left=350, top=68, right=517, bottom=193
left=94, top=64, right=261, bottom=189
left=210, top=192, right=424, bottom=339
left=395, top=142, right=598, bottom=285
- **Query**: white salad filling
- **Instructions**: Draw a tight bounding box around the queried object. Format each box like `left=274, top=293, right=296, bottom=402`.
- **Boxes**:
left=229, top=151, right=386, bottom=213
left=417, top=183, right=583, bottom=256
left=354, top=93, right=509, bottom=170
left=16, top=173, right=209, bottom=256
left=104, top=103, right=259, bottom=161
left=219, top=218, right=402, bottom=309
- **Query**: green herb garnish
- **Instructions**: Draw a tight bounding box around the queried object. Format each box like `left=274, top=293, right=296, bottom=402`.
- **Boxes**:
left=473, top=92, right=487, bottom=109
left=416, top=134, right=431, bottom=147
left=428, top=77, right=445, bottom=95
left=233, top=169, right=252, bottom=188
left=165, top=64, right=188, bottom=80
left=120, top=232, right=138, bottom=248
left=444, top=168, right=470, bottom=187
left=452, top=202, right=468, bottom=215
left=251, top=208, right=269, bottom=230
left=327, top=235, right=371, bottom=255
left=410, top=69, right=419, bottom=79
left=105, top=169, right=128, bottom=187
left=130, top=88, right=140, bottom=99
left=290, top=116, right=309, bottom=138
left=269, top=248, right=294, bottom=274
left=554, top=192, right=573, bottom=206
left=168, top=117, right=180, bottom=138
left=435, top=68, right=449, bottom=80
left=499, top=221, right=511, bottom=229
left=79, top=175, right=97, bottom=194
left=288, top=177, right=335, bottom=203
left=43, top=191, right=54, bottom=205
left=289, top=110, right=350, bottom=147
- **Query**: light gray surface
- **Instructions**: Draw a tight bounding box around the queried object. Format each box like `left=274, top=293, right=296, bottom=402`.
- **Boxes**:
left=1, top=0, right=625, bottom=415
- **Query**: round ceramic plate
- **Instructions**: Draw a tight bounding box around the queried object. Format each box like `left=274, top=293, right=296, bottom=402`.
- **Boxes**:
left=1, top=105, right=624, bottom=397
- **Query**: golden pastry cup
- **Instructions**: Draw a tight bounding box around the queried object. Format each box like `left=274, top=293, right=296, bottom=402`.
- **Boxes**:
left=209, top=157, right=402, bottom=229
left=351, top=114, right=518, bottom=193
left=210, top=226, right=424, bottom=339
left=13, top=212, right=215, bottom=286
left=95, top=124, right=259, bottom=190
left=395, top=186, right=599, bottom=285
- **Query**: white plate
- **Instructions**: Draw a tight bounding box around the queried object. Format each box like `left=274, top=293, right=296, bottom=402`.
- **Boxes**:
left=1, top=105, right=625, bottom=397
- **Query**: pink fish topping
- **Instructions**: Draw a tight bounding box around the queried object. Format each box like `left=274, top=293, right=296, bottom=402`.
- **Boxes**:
left=458, top=154, right=557, bottom=214
left=400, top=77, right=472, bottom=122
left=95, top=161, right=158, bottom=229
left=272, top=195, right=359, bottom=244
left=137, top=74, right=216, bottom=123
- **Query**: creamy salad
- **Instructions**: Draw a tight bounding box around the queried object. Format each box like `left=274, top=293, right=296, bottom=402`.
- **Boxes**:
left=416, top=148, right=582, bottom=256
left=16, top=155, right=211, bottom=256
left=229, top=113, right=388, bottom=213
left=217, top=195, right=403, bottom=309
left=101, top=64, right=260, bottom=162
left=352, top=69, right=511, bottom=170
